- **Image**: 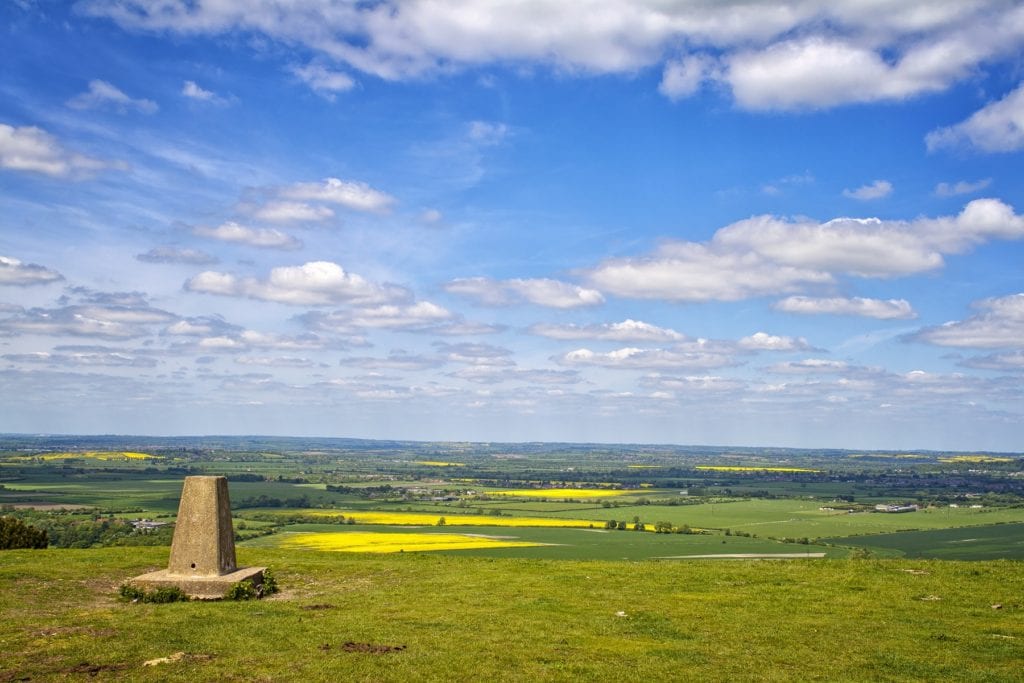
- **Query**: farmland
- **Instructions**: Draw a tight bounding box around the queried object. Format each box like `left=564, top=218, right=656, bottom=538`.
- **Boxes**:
left=2, top=434, right=1024, bottom=679
left=3, top=434, right=1024, bottom=560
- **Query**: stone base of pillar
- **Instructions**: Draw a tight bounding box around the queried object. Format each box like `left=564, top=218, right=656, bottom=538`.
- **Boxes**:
left=129, top=566, right=266, bottom=600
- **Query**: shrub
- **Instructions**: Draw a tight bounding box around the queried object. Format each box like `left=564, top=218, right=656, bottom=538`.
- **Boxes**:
left=0, top=516, right=49, bottom=549
left=119, top=584, right=188, bottom=603
left=226, top=580, right=258, bottom=601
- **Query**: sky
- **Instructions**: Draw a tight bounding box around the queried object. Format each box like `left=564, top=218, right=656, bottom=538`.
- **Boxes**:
left=1, top=1, right=1023, bottom=451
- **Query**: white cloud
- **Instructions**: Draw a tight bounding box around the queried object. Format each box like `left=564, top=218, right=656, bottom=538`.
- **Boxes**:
left=659, top=55, right=713, bottom=101
left=843, top=180, right=892, bottom=200
left=79, top=2, right=1024, bottom=110
left=586, top=242, right=831, bottom=302
left=250, top=201, right=334, bottom=223
left=927, top=83, right=1024, bottom=153
left=912, top=293, right=1024, bottom=349
left=0, top=123, right=115, bottom=177
left=66, top=79, right=158, bottom=113
left=291, top=63, right=356, bottom=98
left=960, top=351, right=1024, bottom=371
left=737, top=332, right=812, bottom=351
left=555, top=346, right=739, bottom=370
left=0, top=302, right=176, bottom=339
left=281, top=177, right=394, bottom=213
left=934, top=179, right=992, bottom=197
left=185, top=261, right=409, bottom=306
left=529, top=319, right=685, bottom=343
left=774, top=296, right=916, bottom=320
left=587, top=199, right=1024, bottom=302
left=446, top=276, right=604, bottom=308
left=767, top=359, right=851, bottom=374
left=182, top=80, right=215, bottom=100
left=0, top=255, right=64, bottom=286
left=136, top=246, right=218, bottom=265
left=305, top=302, right=454, bottom=332
left=193, top=221, right=302, bottom=250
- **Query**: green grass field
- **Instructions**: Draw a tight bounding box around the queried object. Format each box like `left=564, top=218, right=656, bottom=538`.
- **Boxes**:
left=2, top=547, right=1022, bottom=682
left=826, top=523, right=1024, bottom=560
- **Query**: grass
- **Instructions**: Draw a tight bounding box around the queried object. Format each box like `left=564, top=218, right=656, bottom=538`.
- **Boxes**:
left=1, top=547, right=1022, bottom=681
left=825, top=523, right=1024, bottom=560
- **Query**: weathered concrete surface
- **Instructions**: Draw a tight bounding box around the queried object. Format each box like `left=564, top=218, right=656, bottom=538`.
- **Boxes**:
left=130, top=566, right=265, bottom=600
left=129, top=475, right=265, bottom=599
left=168, top=476, right=237, bottom=576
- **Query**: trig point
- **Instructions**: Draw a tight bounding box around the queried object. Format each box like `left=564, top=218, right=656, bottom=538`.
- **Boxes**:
left=130, top=476, right=265, bottom=599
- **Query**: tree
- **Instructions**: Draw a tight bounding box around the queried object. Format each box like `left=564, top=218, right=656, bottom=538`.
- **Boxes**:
left=437, top=517, right=446, bottom=526
left=0, top=516, right=48, bottom=549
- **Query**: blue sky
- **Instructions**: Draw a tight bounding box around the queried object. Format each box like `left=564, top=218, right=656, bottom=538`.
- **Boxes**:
left=1, top=1, right=1023, bottom=451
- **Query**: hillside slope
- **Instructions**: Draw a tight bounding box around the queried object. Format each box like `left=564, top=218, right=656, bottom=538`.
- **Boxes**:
left=2, top=548, right=1022, bottom=681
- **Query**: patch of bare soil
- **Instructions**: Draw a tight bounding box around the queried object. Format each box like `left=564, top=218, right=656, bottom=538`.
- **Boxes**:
left=329, top=642, right=407, bottom=654
left=63, top=662, right=129, bottom=676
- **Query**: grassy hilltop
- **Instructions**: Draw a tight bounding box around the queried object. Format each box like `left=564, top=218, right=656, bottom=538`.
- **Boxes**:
left=2, top=547, right=1023, bottom=682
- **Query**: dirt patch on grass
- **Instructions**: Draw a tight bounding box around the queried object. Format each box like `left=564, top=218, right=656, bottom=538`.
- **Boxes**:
left=63, top=662, right=129, bottom=676
left=330, top=642, right=407, bottom=654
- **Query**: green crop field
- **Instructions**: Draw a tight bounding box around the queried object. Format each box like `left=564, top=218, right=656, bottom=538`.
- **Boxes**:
left=2, top=547, right=1022, bottom=682
left=826, top=523, right=1024, bottom=560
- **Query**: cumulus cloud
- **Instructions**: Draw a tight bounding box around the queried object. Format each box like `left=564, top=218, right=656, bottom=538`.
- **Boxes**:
left=774, top=296, right=916, bottom=319
left=0, top=255, right=63, bottom=286
left=136, top=246, right=218, bottom=265
left=281, top=177, right=394, bottom=213
left=186, top=260, right=409, bottom=306
left=193, top=221, right=302, bottom=250
left=446, top=276, right=604, bottom=308
left=529, top=319, right=684, bottom=342
left=926, top=83, right=1024, bottom=153
left=586, top=199, right=1024, bottom=301
left=79, top=1, right=1024, bottom=110
left=934, top=178, right=991, bottom=197
left=959, top=350, right=1024, bottom=371
left=737, top=332, right=812, bottom=351
left=659, top=55, right=713, bottom=100
left=766, top=358, right=851, bottom=374
left=843, top=180, right=892, bottom=200
left=302, top=301, right=455, bottom=332
left=2, top=345, right=158, bottom=368
left=0, top=302, right=176, bottom=339
left=250, top=201, right=334, bottom=223
left=66, top=79, right=158, bottom=113
left=0, top=123, right=116, bottom=177
left=291, top=63, right=356, bottom=98
left=555, top=345, right=739, bottom=370
left=911, top=293, right=1024, bottom=349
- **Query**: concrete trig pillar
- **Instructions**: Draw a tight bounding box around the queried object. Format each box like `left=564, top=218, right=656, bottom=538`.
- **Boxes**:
left=168, top=476, right=237, bottom=576
left=130, top=475, right=265, bottom=599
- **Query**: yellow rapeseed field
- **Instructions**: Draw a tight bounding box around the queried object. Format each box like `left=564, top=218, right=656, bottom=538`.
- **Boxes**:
left=413, top=460, right=465, bottom=467
left=300, top=509, right=601, bottom=528
left=278, top=531, right=544, bottom=553
left=695, top=465, right=820, bottom=473
left=19, top=451, right=160, bottom=461
left=939, top=455, right=1015, bottom=463
left=487, top=488, right=647, bottom=498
